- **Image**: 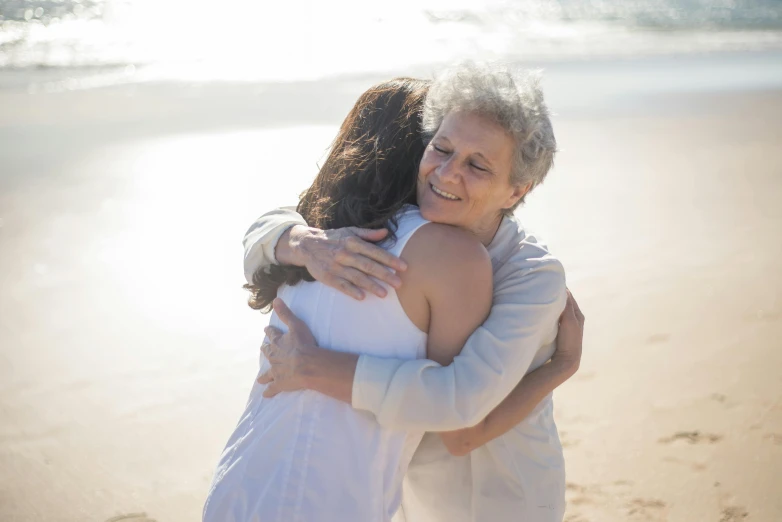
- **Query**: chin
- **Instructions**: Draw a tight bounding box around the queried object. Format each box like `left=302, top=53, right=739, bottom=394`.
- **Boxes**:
left=419, top=204, right=438, bottom=222
left=419, top=201, right=456, bottom=226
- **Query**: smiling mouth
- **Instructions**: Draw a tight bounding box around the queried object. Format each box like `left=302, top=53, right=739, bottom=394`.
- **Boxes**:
left=430, top=183, right=461, bottom=201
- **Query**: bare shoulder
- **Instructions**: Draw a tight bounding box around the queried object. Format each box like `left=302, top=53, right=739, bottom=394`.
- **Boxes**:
left=394, top=223, right=492, bottom=333
left=404, top=222, right=491, bottom=272
left=398, top=222, right=492, bottom=300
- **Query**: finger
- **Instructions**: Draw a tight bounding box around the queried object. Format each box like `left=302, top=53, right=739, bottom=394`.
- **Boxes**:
left=559, top=304, right=578, bottom=326
left=345, top=235, right=407, bottom=272
left=338, top=252, right=402, bottom=289
left=349, top=227, right=389, bottom=243
left=559, top=295, right=577, bottom=324
left=326, top=276, right=366, bottom=301
left=272, top=299, right=306, bottom=330
left=263, top=326, right=283, bottom=344
left=565, top=289, right=584, bottom=323
left=257, top=370, right=274, bottom=385
left=339, top=266, right=388, bottom=298
left=261, top=340, right=274, bottom=359
left=570, top=293, right=585, bottom=322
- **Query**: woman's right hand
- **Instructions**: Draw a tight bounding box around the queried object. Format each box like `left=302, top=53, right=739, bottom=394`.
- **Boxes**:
left=551, top=289, right=585, bottom=376
left=283, top=225, right=408, bottom=300
left=258, top=299, right=358, bottom=404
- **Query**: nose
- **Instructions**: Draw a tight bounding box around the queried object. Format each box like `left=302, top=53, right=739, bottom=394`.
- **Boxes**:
left=436, top=155, right=461, bottom=184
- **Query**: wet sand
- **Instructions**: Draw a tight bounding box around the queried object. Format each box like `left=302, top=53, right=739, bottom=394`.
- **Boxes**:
left=1, top=60, right=781, bottom=521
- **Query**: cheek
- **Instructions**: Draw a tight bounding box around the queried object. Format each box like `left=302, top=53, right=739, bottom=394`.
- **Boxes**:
left=463, top=174, right=492, bottom=202
left=418, top=154, right=434, bottom=177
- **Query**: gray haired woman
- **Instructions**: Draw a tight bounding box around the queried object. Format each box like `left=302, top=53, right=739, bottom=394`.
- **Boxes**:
left=245, top=63, right=584, bottom=522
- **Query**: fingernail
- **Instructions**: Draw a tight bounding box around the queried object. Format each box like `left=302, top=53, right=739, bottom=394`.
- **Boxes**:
left=390, top=276, right=402, bottom=288
left=398, top=260, right=408, bottom=271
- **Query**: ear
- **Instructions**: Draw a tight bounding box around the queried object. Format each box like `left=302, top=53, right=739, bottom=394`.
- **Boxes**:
left=503, top=182, right=532, bottom=210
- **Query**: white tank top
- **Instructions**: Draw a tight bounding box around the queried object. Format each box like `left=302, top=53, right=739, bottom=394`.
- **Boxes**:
left=204, top=206, right=429, bottom=522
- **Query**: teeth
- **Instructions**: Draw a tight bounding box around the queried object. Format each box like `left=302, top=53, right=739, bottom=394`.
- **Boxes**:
left=431, top=184, right=460, bottom=201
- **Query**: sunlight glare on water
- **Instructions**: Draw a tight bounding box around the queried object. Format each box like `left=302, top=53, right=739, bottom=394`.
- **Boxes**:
left=4, top=0, right=782, bottom=82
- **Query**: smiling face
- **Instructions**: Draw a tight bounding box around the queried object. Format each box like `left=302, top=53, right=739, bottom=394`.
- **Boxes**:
left=416, top=111, right=528, bottom=245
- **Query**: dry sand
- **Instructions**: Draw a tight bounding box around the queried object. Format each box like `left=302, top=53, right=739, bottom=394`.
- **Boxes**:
left=1, top=68, right=781, bottom=521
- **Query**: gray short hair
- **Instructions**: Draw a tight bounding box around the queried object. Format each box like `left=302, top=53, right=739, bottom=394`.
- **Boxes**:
left=422, top=62, right=556, bottom=209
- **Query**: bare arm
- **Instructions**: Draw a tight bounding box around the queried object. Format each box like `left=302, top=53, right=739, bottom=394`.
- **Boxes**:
left=402, top=223, right=493, bottom=367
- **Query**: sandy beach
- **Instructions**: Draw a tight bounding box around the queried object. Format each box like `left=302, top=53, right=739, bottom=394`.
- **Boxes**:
left=1, top=53, right=781, bottom=521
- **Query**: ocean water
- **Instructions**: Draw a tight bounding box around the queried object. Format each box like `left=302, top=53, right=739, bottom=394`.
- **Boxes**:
left=2, top=0, right=782, bottom=85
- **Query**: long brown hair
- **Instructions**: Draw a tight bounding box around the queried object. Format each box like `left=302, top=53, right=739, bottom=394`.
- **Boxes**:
left=245, top=78, right=431, bottom=311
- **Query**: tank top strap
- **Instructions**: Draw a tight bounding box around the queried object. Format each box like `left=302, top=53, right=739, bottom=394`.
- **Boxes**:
left=385, top=205, right=430, bottom=258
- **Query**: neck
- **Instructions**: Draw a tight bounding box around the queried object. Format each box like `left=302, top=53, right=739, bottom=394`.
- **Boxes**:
left=471, top=214, right=504, bottom=246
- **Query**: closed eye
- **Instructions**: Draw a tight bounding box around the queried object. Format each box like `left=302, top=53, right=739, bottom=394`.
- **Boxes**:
left=433, top=145, right=450, bottom=155
left=471, top=163, right=488, bottom=172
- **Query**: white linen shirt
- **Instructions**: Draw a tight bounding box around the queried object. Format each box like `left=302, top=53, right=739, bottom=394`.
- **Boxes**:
left=243, top=208, right=568, bottom=522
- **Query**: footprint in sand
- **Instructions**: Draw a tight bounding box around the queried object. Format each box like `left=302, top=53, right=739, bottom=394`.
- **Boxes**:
left=560, top=430, right=581, bottom=448
left=711, top=393, right=728, bottom=403
left=720, top=505, right=749, bottom=521
left=568, top=495, right=594, bottom=506
left=646, top=333, right=670, bottom=344
left=743, top=309, right=780, bottom=322
left=626, top=497, right=667, bottom=519
left=565, top=482, right=602, bottom=510
left=105, top=514, right=157, bottom=522
left=662, top=455, right=708, bottom=471
left=574, top=371, right=596, bottom=382
left=658, top=430, right=722, bottom=445
left=709, top=393, right=741, bottom=409
left=566, top=482, right=666, bottom=522
left=565, top=478, right=633, bottom=505
left=715, top=482, right=750, bottom=521
left=764, top=433, right=782, bottom=445
left=566, top=482, right=604, bottom=496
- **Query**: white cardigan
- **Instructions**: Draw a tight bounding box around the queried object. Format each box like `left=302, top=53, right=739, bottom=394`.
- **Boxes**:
left=242, top=207, right=568, bottom=522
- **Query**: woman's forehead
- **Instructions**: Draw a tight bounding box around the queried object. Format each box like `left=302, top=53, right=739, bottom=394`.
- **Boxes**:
left=436, top=112, right=514, bottom=161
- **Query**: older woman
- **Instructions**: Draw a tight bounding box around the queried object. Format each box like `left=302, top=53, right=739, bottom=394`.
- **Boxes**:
left=248, top=63, right=584, bottom=521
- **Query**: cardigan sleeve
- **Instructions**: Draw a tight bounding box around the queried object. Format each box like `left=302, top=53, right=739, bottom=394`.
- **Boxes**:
left=242, top=207, right=306, bottom=283
left=352, top=246, right=566, bottom=431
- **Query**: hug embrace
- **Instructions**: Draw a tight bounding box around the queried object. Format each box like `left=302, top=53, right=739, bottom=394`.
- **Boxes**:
left=203, top=62, right=586, bottom=522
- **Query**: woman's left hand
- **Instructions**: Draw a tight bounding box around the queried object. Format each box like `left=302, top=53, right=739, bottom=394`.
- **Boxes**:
left=257, top=298, right=320, bottom=398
